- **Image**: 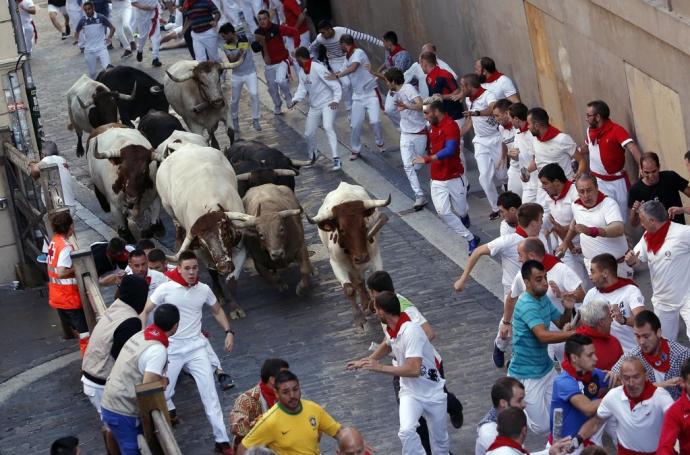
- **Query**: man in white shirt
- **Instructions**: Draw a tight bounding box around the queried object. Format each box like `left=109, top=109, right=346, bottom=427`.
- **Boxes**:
left=111, top=0, right=136, bottom=58
left=347, top=291, right=450, bottom=454
left=460, top=73, right=502, bottom=219
left=527, top=107, right=586, bottom=209
left=74, top=1, right=115, bottom=79
left=329, top=34, right=384, bottom=160
left=475, top=56, right=520, bottom=103
left=576, top=356, right=674, bottom=454
left=486, top=407, right=571, bottom=455
left=17, top=0, right=36, bottom=54
left=558, top=173, right=632, bottom=279
left=582, top=253, right=644, bottom=352
left=140, top=250, right=235, bottom=454
left=403, top=43, right=456, bottom=99
left=626, top=200, right=690, bottom=341
left=288, top=46, right=342, bottom=170
left=384, top=67, right=428, bottom=210
left=493, top=99, right=518, bottom=196
left=508, top=103, right=538, bottom=203
left=132, top=0, right=162, bottom=67
left=476, top=377, right=526, bottom=455
left=30, top=141, right=76, bottom=216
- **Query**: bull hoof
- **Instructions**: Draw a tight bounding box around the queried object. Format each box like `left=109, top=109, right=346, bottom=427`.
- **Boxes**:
left=296, top=282, right=310, bottom=297
left=343, top=283, right=355, bottom=297
left=228, top=308, right=246, bottom=319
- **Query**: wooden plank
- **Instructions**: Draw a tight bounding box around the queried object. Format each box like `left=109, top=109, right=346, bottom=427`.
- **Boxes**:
left=2, top=141, right=32, bottom=174
left=135, top=381, right=169, bottom=455
left=151, top=410, right=182, bottom=455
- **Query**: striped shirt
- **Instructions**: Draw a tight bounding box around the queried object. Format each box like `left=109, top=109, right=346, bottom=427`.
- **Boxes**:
left=76, top=13, right=112, bottom=52
left=184, top=0, right=218, bottom=33
left=309, top=26, right=383, bottom=65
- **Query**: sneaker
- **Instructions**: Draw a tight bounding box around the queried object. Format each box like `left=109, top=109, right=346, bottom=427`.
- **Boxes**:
left=136, top=52, right=143, bottom=62
left=232, top=117, right=240, bottom=131
left=492, top=343, right=505, bottom=368
left=107, top=43, right=114, bottom=50
left=331, top=157, right=342, bottom=171
left=215, top=371, right=235, bottom=391
left=273, top=108, right=283, bottom=115
left=61, top=32, right=68, bottom=40
left=214, top=442, right=233, bottom=455
left=460, top=214, right=471, bottom=228
left=376, top=143, right=385, bottom=153
left=64, top=24, right=71, bottom=35
left=489, top=210, right=500, bottom=221
left=152, top=58, right=162, bottom=67
left=349, top=151, right=360, bottom=161
left=413, top=196, right=427, bottom=211
left=121, top=49, right=133, bottom=59
left=468, top=236, right=481, bottom=255
left=252, top=119, right=262, bottom=131
left=36, top=253, right=47, bottom=263
left=130, top=41, right=136, bottom=51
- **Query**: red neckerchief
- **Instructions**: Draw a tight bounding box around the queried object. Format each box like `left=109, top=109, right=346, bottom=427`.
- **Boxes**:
left=551, top=180, right=573, bottom=202
left=587, top=119, right=614, bottom=145
left=518, top=123, right=529, bottom=133
left=624, top=380, right=657, bottom=410
left=576, top=324, right=609, bottom=340
left=535, top=124, right=560, bottom=142
left=561, top=358, right=593, bottom=384
left=145, top=275, right=152, bottom=285
left=144, top=323, right=169, bottom=348
left=484, top=71, right=504, bottom=84
left=259, top=381, right=277, bottom=408
left=599, top=278, right=638, bottom=293
left=515, top=226, right=529, bottom=238
left=642, top=338, right=671, bottom=373
left=301, top=58, right=312, bottom=74
left=387, top=45, right=405, bottom=66
left=386, top=312, right=411, bottom=339
left=542, top=254, right=561, bottom=272
left=644, top=220, right=671, bottom=255
left=502, top=121, right=513, bottom=131
left=108, top=250, right=129, bottom=263
left=574, top=191, right=606, bottom=207
left=468, top=87, right=486, bottom=102
left=487, top=436, right=529, bottom=454
left=345, top=45, right=356, bottom=59
left=165, top=268, right=198, bottom=288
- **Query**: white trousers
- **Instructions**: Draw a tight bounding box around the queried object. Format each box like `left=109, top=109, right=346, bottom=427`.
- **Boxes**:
left=430, top=177, right=475, bottom=241
left=507, top=166, right=523, bottom=196
left=474, top=140, right=501, bottom=212
left=536, top=186, right=551, bottom=221
left=305, top=106, right=338, bottom=159
left=330, top=59, right=352, bottom=110
left=22, top=25, right=33, bottom=53
left=654, top=299, right=690, bottom=342
left=350, top=92, right=382, bottom=153
left=165, top=337, right=229, bottom=443
left=400, top=132, right=427, bottom=197
left=111, top=2, right=134, bottom=49
left=511, top=368, right=557, bottom=435
left=230, top=72, right=260, bottom=120
left=562, top=250, right=591, bottom=291
left=264, top=60, right=291, bottom=110
left=384, top=90, right=401, bottom=129
left=83, top=380, right=105, bottom=417
left=134, top=10, right=160, bottom=58
left=191, top=27, right=218, bottom=62
left=596, top=177, right=628, bottom=224
left=84, top=48, right=111, bottom=79
left=522, top=183, right=538, bottom=203
left=398, top=393, right=450, bottom=455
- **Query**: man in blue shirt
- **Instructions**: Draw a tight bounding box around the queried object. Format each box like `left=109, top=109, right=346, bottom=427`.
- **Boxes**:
left=550, top=334, right=608, bottom=449
left=509, top=260, right=575, bottom=435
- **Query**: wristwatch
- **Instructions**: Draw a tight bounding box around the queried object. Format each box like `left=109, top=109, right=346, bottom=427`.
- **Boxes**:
left=225, top=329, right=235, bottom=336
left=472, top=110, right=480, bottom=117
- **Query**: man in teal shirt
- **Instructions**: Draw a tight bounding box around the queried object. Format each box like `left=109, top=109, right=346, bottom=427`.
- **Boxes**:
left=509, top=259, right=575, bottom=435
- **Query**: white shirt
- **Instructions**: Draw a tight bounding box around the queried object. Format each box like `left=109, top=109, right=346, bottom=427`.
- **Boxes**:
left=346, top=48, right=377, bottom=96
left=309, top=26, right=383, bottom=66
left=572, top=196, right=627, bottom=261
left=149, top=280, right=216, bottom=341
left=482, top=74, right=518, bottom=100
left=533, top=132, right=577, bottom=179
left=382, top=299, right=442, bottom=364
left=40, top=155, right=76, bottom=207
left=466, top=90, right=500, bottom=142
left=500, top=124, right=517, bottom=169
left=510, top=261, right=582, bottom=312
left=513, top=128, right=538, bottom=189
left=18, top=0, right=34, bottom=28
left=56, top=242, right=74, bottom=268
left=292, top=60, right=342, bottom=109
left=487, top=233, right=523, bottom=287
left=476, top=421, right=497, bottom=455
left=404, top=59, right=457, bottom=99
left=634, top=222, right=690, bottom=310
left=138, top=343, right=167, bottom=375
left=76, top=13, right=112, bottom=52
left=596, top=385, right=673, bottom=453
left=125, top=267, right=169, bottom=298
left=487, top=447, right=549, bottom=455
left=396, top=84, right=426, bottom=134
left=545, top=183, right=580, bottom=248
left=390, top=321, right=445, bottom=400
left=499, top=220, right=516, bottom=236
left=582, top=284, right=644, bottom=352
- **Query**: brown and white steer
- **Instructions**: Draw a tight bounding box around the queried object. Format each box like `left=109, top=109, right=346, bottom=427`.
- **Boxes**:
left=308, top=182, right=391, bottom=328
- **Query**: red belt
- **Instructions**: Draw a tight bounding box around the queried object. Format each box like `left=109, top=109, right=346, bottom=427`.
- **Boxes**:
left=591, top=170, right=630, bottom=189
left=617, top=444, right=655, bottom=455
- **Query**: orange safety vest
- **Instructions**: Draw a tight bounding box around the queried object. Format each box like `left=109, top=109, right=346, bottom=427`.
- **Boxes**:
left=47, top=234, right=82, bottom=310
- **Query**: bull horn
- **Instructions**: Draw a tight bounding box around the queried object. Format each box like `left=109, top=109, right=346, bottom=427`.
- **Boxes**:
left=77, top=96, right=91, bottom=110
left=152, top=149, right=166, bottom=162
left=272, top=169, right=297, bottom=177
left=225, top=211, right=256, bottom=227
left=150, top=85, right=162, bottom=94
left=166, top=234, right=194, bottom=263
left=366, top=214, right=389, bottom=241
left=166, top=70, right=193, bottom=83
left=306, top=212, right=326, bottom=224
left=235, top=172, right=251, bottom=181
left=221, top=60, right=242, bottom=70
left=92, top=138, right=122, bottom=159
left=362, top=194, right=392, bottom=210
left=290, top=157, right=315, bottom=167
left=278, top=208, right=302, bottom=218
left=117, top=82, right=137, bottom=101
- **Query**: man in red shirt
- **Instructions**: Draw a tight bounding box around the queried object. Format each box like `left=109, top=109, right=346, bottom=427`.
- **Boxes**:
left=576, top=299, right=624, bottom=371
left=658, top=358, right=690, bottom=455
left=584, top=100, right=642, bottom=222
left=413, top=99, right=480, bottom=254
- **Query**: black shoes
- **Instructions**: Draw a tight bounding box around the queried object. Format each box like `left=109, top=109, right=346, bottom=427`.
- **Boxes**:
left=152, top=58, right=162, bottom=67
left=136, top=52, right=143, bottom=62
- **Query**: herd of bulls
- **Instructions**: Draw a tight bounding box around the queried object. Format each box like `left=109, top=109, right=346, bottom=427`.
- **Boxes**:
left=64, top=62, right=392, bottom=326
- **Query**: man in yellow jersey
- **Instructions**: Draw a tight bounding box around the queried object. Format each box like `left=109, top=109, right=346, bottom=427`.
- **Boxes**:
left=238, top=370, right=344, bottom=454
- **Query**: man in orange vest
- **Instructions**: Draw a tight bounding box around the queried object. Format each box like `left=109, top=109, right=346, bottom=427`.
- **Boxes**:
left=47, top=211, right=89, bottom=355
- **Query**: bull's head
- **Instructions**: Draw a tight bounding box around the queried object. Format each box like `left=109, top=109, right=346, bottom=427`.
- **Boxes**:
left=307, top=195, right=391, bottom=265
left=78, top=83, right=137, bottom=128
left=227, top=206, right=301, bottom=264
left=166, top=61, right=240, bottom=109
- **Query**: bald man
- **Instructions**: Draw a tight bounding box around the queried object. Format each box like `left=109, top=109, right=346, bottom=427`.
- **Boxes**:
left=336, top=427, right=369, bottom=455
